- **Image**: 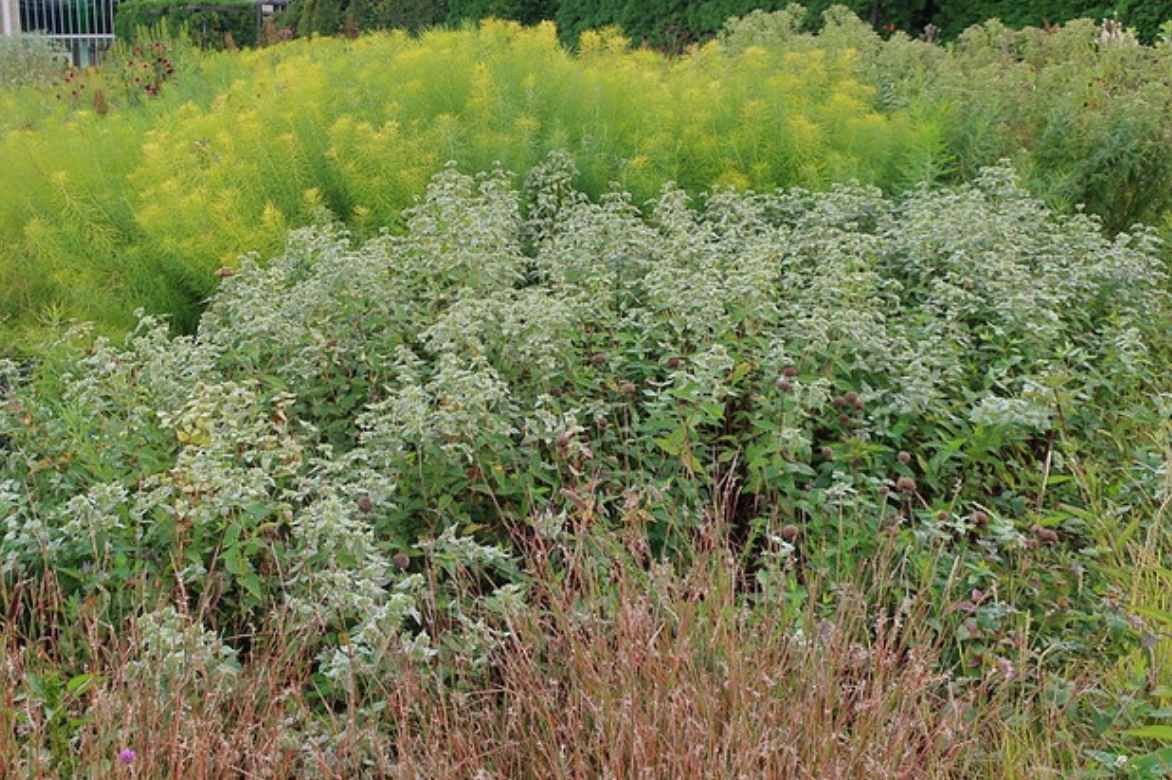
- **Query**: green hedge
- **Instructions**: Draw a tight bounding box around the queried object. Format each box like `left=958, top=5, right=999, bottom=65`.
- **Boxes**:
left=929, top=0, right=1172, bottom=42
left=489, top=0, right=1172, bottom=48
left=288, top=0, right=447, bottom=36
left=552, top=0, right=1172, bottom=47
left=445, top=0, right=556, bottom=26
left=146, top=0, right=1172, bottom=52
left=115, top=0, right=259, bottom=48
left=552, top=1, right=797, bottom=50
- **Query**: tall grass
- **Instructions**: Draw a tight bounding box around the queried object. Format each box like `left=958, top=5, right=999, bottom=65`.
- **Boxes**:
left=0, top=521, right=995, bottom=778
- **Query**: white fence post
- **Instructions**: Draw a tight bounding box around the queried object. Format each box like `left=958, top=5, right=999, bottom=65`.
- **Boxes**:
left=1, top=0, right=22, bottom=36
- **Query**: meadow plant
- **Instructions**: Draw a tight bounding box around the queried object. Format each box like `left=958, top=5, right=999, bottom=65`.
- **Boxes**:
left=0, top=34, right=68, bottom=89
left=3, top=12, right=1171, bottom=349
left=3, top=155, right=1168, bottom=673
left=1, top=157, right=1171, bottom=773
left=0, top=19, right=942, bottom=349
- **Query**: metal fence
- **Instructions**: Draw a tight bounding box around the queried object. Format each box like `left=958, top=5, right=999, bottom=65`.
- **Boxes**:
left=18, top=0, right=116, bottom=65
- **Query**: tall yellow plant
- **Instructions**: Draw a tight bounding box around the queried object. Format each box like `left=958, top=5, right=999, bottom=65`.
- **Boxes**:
left=0, top=21, right=943, bottom=352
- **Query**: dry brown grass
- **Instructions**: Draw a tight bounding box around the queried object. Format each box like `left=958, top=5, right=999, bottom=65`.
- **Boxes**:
left=0, top=525, right=1012, bottom=779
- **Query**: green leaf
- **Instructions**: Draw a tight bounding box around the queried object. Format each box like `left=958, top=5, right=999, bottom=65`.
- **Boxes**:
left=654, top=424, right=687, bottom=457
left=1124, top=725, right=1172, bottom=742
left=66, top=674, right=95, bottom=696
left=1132, top=746, right=1172, bottom=773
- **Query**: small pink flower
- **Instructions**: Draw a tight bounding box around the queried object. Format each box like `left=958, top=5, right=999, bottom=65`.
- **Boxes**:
left=118, top=748, right=136, bottom=764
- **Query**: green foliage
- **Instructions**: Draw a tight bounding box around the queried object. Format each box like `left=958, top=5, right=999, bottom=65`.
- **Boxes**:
left=115, top=0, right=260, bottom=49
left=0, top=21, right=943, bottom=352
left=0, top=10, right=1169, bottom=352
left=3, top=158, right=1168, bottom=689
left=447, top=0, right=555, bottom=26
left=286, top=0, right=446, bottom=36
left=932, top=0, right=1172, bottom=43
left=720, top=8, right=1172, bottom=232
left=0, top=35, right=69, bottom=90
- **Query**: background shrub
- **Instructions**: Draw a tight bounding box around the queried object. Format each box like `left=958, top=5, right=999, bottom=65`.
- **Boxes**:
left=286, top=0, right=447, bottom=35
left=115, top=0, right=261, bottom=48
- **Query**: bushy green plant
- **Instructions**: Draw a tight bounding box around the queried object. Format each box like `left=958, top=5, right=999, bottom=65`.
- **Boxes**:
left=3, top=158, right=1168, bottom=693
left=0, top=34, right=69, bottom=89
left=721, top=7, right=1172, bottom=232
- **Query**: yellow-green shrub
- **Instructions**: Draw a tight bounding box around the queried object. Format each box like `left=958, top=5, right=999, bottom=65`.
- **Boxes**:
left=0, top=21, right=943, bottom=351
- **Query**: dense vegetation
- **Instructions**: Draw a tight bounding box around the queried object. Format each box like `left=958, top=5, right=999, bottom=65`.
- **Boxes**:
left=2, top=12, right=1170, bottom=352
left=283, top=0, right=1172, bottom=46
left=5, top=156, right=1171, bottom=776
left=2, top=5, right=1172, bottom=777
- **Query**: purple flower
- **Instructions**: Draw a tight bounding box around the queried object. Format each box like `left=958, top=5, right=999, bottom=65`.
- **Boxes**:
left=118, top=748, right=136, bottom=765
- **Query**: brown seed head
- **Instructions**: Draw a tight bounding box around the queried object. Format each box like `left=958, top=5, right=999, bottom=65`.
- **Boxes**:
left=896, top=476, right=917, bottom=494
left=620, top=382, right=637, bottom=397
left=356, top=495, right=374, bottom=513
left=783, top=366, right=798, bottom=378
left=775, top=377, right=793, bottom=392
left=590, top=352, right=606, bottom=366
left=897, top=450, right=912, bottom=465
left=844, top=391, right=860, bottom=407
left=820, top=446, right=834, bottom=460
left=1032, top=524, right=1059, bottom=544
left=666, top=356, right=683, bottom=369
left=971, top=510, right=989, bottom=526
left=393, top=552, right=410, bottom=571
left=780, top=524, right=800, bottom=543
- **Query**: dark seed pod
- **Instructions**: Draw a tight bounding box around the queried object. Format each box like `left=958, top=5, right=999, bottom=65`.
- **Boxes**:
left=971, top=510, right=989, bottom=526
left=844, top=391, right=860, bottom=407
left=1032, top=525, right=1059, bottom=545
left=666, top=356, right=683, bottom=369
left=776, top=377, right=793, bottom=392
left=595, top=417, right=608, bottom=431
left=935, top=511, right=949, bottom=522
left=780, top=524, right=800, bottom=542
left=590, top=352, right=606, bottom=366
left=783, top=366, right=798, bottom=378
left=556, top=430, right=574, bottom=448
left=549, top=387, right=563, bottom=398
left=820, top=446, right=834, bottom=460
left=896, top=476, right=917, bottom=494
left=620, top=382, right=637, bottom=397
left=897, top=450, right=912, bottom=465
left=392, top=552, right=411, bottom=571
left=357, top=495, right=374, bottom=513
left=838, top=414, right=851, bottom=426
